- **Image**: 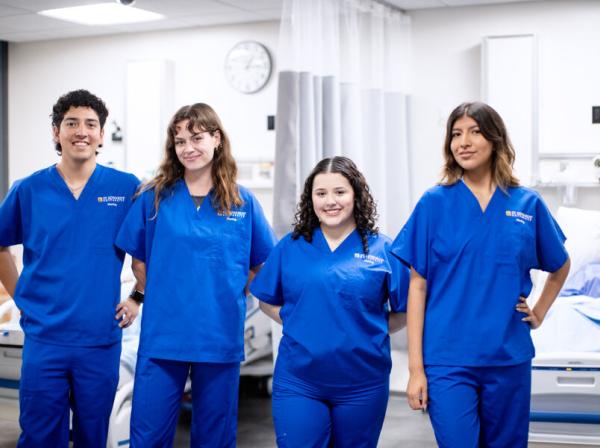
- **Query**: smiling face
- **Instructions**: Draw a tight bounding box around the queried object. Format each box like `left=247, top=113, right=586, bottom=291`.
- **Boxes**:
left=174, top=119, right=220, bottom=175
left=450, top=114, right=494, bottom=175
left=312, top=172, right=356, bottom=232
left=53, top=106, right=104, bottom=163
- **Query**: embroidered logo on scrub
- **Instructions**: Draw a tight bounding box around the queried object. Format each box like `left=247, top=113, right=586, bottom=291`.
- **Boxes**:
left=217, top=210, right=247, bottom=222
left=505, top=210, right=533, bottom=225
left=354, top=253, right=384, bottom=265
left=97, top=196, right=126, bottom=207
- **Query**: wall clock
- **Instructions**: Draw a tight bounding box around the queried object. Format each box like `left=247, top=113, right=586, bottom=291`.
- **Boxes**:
left=225, top=41, right=272, bottom=94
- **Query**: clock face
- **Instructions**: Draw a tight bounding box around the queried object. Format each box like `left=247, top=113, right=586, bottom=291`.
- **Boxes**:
left=225, top=41, right=272, bottom=94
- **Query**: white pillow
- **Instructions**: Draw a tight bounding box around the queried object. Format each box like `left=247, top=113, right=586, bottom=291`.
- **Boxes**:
left=556, top=206, right=600, bottom=276
left=529, top=206, right=600, bottom=304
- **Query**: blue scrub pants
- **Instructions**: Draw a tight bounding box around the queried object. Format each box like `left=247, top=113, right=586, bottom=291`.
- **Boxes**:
left=18, top=338, right=120, bottom=448
left=425, top=361, right=532, bottom=448
left=271, top=373, right=389, bottom=448
left=130, top=356, right=240, bottom=448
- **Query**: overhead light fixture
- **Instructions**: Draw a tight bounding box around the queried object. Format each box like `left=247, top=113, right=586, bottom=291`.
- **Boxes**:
left=38, top=3, right=164, bottom=26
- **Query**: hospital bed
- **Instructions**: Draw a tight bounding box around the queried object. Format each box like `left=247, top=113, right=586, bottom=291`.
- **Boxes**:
left=529, top=206, right=600, bottom=445
left=0, top=299, right=22, bottom=425
left=0, top=325, right=22, bottom=424
left=240, top=294, right=274, bottom=391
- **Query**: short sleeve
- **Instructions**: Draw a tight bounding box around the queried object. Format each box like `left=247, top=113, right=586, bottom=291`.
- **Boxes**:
left=534, top=196, right=568, bottom=273
left=386, top=245, right=410, bottom=313
left=125, top=174, right=142, bottom=207
left=115, top=191, right=153, bottom=263
left=248, top=194, right=277, bottom=269
left=0, top=181, right=24, bottom=247
left=249, top=239, right=284, bottom=306
left=390, top=194, right=431, bottom=278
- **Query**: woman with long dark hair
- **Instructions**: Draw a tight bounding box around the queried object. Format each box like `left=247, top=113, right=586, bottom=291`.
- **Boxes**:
left=116, top=103, right=276, bottom=447
left=251, top=156, right=408, bottom=447
left=392, top=102, right=570, bottom=447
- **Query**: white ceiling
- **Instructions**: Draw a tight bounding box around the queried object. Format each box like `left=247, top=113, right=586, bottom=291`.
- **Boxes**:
left=0, top=0, right=543, bottom=43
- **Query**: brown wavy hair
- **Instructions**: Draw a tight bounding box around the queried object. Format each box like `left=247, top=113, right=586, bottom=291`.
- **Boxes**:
left=140, top=103, right=242, bottom=215
left=292, top=156, right=378, bottom=254
left=440, top=101, right=519, bottom=190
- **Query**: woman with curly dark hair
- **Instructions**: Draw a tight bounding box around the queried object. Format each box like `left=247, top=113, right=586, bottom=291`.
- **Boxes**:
left=251, top=156, right=408, bottom=448
left=115, top=103, right=276, bottom=447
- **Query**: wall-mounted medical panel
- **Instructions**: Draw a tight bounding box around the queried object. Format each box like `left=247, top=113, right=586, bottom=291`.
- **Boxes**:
left=125, top=60, right=174, bottom=182
left=482, top=34, right=537, bottom=186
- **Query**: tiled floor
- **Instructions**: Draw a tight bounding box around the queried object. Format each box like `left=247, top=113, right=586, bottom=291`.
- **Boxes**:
left=172, top=378, right=587, bottom=448
left=172, top=380, right=438, bottom=448
left=0, top=378, right=594, bottom=447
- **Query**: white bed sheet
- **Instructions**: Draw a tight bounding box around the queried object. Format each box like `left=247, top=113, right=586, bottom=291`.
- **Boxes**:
left=532, top=295, right=600, bottom=354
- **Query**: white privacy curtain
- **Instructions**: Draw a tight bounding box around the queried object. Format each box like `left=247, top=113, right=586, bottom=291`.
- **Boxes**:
left=272, top=0, right=412, bottom=238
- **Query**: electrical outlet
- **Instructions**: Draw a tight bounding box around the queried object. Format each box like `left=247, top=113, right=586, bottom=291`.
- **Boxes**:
left=593, top=106, right=600, bottom=124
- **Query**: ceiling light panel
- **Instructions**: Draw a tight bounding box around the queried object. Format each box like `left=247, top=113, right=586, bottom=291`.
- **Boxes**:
left=38, top=3, right=164, bottom=25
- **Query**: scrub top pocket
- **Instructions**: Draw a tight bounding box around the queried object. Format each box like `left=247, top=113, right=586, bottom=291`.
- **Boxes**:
left=332, top=266, right=387, bottom=314
left=498, top=220, right=535, bottom=269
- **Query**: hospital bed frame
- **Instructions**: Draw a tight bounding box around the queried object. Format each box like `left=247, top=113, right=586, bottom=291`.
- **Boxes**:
left=530, top=352, right=600, bottom=445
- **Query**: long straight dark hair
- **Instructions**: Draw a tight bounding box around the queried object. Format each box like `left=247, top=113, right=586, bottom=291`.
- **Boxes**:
left=440, top=101, right=519, bottom=190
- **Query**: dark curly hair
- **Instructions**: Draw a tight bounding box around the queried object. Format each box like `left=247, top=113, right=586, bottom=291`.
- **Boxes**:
left=292, top=156, right=378, bottom=254
left=51, top=89, right=109, bottom=155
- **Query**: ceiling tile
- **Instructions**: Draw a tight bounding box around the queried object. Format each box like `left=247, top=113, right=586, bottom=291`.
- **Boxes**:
left=0, top=12, right=82, bottom=31
left=0, top=0, right=102, bottom=11
left=218, top=0, right=282, bottom=9
left=129, top=0, right=243, bottom=16
left=384, top=0, right=446, bottom=10
left=254, top=7, right=282, bottom=20
left=180, top=10, right=264, bottom=27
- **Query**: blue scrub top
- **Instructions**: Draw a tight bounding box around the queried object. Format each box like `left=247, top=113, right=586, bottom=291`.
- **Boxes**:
left=0, top=165, right=139, bottom=346
left=250, top=228, right=409, bottom=387
left=391, top=181, right=568, bottom=367
left=115, top=181, right=276, bottom=363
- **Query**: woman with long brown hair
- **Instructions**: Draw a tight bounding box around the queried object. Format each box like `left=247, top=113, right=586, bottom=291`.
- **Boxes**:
left=116, top=103, right=276, bottom=447
left=392, top=102, right=570, bottom=447
left=250, top=156, right=408, bottom=447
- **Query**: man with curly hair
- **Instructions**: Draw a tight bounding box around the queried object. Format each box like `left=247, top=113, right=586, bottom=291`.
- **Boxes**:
left=0, top=89, right=144, bottom=447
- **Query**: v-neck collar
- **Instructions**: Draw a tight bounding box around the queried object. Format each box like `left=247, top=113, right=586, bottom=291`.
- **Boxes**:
left=178, top=179, right=213, bottom=214
left=312, top=227, right=360, bottom=254
left=50, top=163, right=101, bottom=203
left=458, top=179, right=500, bottom=215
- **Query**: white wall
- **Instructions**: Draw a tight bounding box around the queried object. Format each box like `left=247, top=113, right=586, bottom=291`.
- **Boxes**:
left=7, top=1, right=600, bottom=215
left=407, top=0, right=600, bottom=213
left=8, top=21, right=279, bottom=184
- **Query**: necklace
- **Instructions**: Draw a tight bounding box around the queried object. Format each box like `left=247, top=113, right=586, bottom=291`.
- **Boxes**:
left=56, top=166, right=88, bottom=197
left=67, top=183, right=85, bottom=194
